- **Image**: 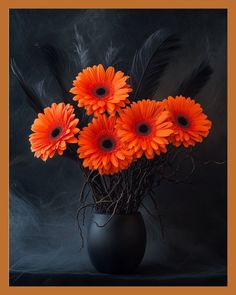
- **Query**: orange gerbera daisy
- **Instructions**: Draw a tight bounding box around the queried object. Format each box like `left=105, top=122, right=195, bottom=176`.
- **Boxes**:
left=162, top=96, right=212, bottom=147
left=70, top=64, right=132, bottom=117
left=116, top=100, right=173, bottom=159
left=29, top=103, right=80, bottom=161
left=78, top=115, right=133, bottom=175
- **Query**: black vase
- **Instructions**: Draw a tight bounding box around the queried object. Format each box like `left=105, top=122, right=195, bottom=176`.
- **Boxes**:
left=87, top=212, right=146, bottom=274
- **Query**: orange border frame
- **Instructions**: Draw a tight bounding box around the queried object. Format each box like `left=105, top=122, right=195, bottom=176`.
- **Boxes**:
left=1, top=0, right=235, bottom=294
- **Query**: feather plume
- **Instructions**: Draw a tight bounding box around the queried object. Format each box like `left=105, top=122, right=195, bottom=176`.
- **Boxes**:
left=37, top=43, right=87, bottom=126
left=130, top=30, right=180, bottom=100
left=33, top=79, right=47, bottom=100
left=175, top=60, right=213, bottom=98
left=10, top=59, right=44, bottom=113
left=73, top=25, right=90, bottom=69
left=104, top=41, right=121, bottom=68
left=37, top=44, right=72, bottom=103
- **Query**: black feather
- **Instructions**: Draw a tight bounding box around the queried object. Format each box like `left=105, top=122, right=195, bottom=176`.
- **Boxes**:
left=33, top=79, right=45, bottom=98
left=74, top=25, right=90, bottom=69
left=39, top=43, right=91, bottom=131
left=175, top=60, right=213, bottom=98
left=10, top=59, right=44, bottom=113
left=104, top=41, right=120, bottom=67
left=37, top=44, right=71, bottom=103
left=130, top=30, right=180, bottom=100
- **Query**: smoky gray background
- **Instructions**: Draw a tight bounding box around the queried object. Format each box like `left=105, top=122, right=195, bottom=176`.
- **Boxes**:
left=9, top=9, right=226, bottom=283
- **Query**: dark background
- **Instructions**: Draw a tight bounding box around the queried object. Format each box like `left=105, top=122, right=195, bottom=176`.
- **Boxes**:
left=9, top=9, right=227, bottom=286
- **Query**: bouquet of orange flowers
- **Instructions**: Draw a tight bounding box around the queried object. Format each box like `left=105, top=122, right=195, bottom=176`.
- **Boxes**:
left=11, top=29, right=212, bottom=235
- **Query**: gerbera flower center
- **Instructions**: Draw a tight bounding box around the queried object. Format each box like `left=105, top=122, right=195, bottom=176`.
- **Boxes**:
left=136, top=122, right=151, bottom=136
left=99, top=137, right=115, bottom=151
left=94, top=86, right=108, bottom=98
left=176, top=115, right=189, bottom=128
left=51, top=127, right=62, bottom=138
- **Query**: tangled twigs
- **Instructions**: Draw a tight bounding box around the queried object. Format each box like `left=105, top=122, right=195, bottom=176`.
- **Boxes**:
left=76, top=147, right=226, bottom=247
left=76, top=198, right=114, bottom=248
left=149, top=148, right=195, bottom=185
left=95, top=193, right=124, bottom=228
left=79, top=170, right=102, bottom=205
left=163, top=153, right=195, bottom=184
left=103, top=177, right=121, bottom=202
left=76, top=203, right=95, bottom=249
